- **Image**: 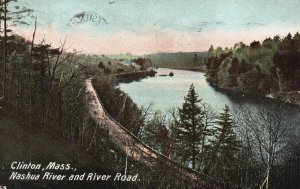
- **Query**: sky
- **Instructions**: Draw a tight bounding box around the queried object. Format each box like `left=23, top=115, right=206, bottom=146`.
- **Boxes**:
left=10, top=0, right=300, bottom=55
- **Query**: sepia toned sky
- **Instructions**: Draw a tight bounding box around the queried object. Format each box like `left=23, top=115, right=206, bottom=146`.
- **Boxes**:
left=12, top=0, right=300, bottom=55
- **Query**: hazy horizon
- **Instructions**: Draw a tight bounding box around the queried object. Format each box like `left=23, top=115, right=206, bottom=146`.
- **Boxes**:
left=11, top=0, right=300, bottom=55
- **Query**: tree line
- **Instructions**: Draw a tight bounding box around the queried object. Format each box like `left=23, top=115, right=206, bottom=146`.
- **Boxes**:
left=205, top=33, right=300, bottom=94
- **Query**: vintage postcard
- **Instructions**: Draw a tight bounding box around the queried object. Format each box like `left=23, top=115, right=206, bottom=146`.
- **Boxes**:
left=0, top=0, right=300, bottom=189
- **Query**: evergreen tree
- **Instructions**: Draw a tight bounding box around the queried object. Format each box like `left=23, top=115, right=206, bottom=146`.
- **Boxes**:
left=172, top=84, right=204, bottom=169
left=198, top=103, right=215, bottom=172
left=0, top=0, right=11, bottom=100
left=208, top=105, right=240, bottom=180
left=273, top=33, right=300, bottom=91
left=0, top=0, right=34, bottom=101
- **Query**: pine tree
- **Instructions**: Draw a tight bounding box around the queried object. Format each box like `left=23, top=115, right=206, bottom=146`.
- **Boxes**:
left=0, top=0, right=10, bottom=100
left=0, top=0, right=34, bottom=101
left=198, top=103, right=215, bottom=172
left=172, top=84, right=205, bottom=169
left=208, top=105, right=240, bottom=179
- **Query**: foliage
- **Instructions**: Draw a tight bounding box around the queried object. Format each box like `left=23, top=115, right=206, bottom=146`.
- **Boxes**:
left=205, top=33, right=300, bottom=94
left=145, top=52, right=206, bottom=70
left=235, top=101, right=297, bottom=189
left=0, top=32, right=208, bottom=188
left=171, top=84, right=205, bottom=169
left=207, top=105, right=241, bottom=185
left=93, top=78, right=144, bottom=135
left=273, top=32, right=300, bottom=91
left=141, top=111, right=171, bottom=155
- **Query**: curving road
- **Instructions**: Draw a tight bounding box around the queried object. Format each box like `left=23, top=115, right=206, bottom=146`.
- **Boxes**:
left=84, top=79, right=225, bottom=189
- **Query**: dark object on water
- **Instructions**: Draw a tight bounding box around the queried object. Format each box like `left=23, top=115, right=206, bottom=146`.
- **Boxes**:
left=149, top=69, right=157, bottom=77
left=169, top=72, right=174, bottom=77
left=159, top=74, right=167, bottom=77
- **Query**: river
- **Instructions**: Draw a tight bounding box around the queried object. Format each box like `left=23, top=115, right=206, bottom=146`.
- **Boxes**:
left=117, top=68, right=249, bottom=112
left=117, top=68, right=300, bottom=125
left=116, top=67, right=300, bottom=137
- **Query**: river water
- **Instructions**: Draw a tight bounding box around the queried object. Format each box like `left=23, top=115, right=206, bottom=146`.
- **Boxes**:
left=116, top=67, right=300, bottom=139
left=117, top=68, right=249, bottom=113
left=117, top=67, right=300, bottom=128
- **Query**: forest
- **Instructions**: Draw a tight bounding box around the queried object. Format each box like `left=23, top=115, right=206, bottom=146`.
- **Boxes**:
left=205, top=33, right=300, bottom=96
left=145, top=52, right=206, bottom=70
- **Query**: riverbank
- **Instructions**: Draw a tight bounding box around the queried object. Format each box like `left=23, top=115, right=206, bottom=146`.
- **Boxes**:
left=206, top=79, right=300, bottom=107
left=266, top=91, right=300, bottom=105
left=111, top=70, right=156, bottom=84
left=113, top=67, right=205, bottom=85
left=158, top=66, right=205, bottom=72
left=88, top=78, right=226, bottom=189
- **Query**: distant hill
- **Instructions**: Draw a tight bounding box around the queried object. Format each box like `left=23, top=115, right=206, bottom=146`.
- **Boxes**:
left=105, top=53, right=141, bottom=61
left=145, top=52, right=207, bottom=70
left=104, top=52, right=207, bottom=70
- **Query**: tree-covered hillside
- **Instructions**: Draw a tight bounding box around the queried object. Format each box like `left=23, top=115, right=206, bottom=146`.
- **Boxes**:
left=205, top=33, right=300, bottom=95
left=145, top=52, right=207, bottom=70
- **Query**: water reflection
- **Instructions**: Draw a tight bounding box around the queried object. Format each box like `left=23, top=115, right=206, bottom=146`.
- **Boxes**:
left=117, top=68, right=237, bottom=112
left=117, top=68, right=300, bottom=120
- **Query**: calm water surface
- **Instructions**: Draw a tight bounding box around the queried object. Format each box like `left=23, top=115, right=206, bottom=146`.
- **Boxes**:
left=117, top=68, right=247, bottom=113
left=117, top=68, right=300, bottom=140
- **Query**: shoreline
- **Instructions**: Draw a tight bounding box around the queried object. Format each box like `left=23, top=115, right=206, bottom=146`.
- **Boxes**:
left=111, top=68, right=300, bottom=108
left=207, top=79, right=300, bottom=108
left=113, top=67, right=205, bottom=85
left=158, top=66, right=205, bottom=72
left=266, top=91, right=300, bottom=106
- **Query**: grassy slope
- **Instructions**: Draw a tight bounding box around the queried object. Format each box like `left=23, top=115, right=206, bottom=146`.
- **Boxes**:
left=0, top=109, right=117, bottom=189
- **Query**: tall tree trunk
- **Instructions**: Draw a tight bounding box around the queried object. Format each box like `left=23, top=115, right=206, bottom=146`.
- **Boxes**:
left=59, top=94, right=63, bottom=130
left=40, top=60, right=45, bottom=126
left=276, top=67, right=284, bottom=92
left=44, top=95, right=52, bottom=124
left=192, top=142, right=195, bottom=169
left=3, top=0, right=7, bottom=101
left=29, top=17, right=37, bottom=161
